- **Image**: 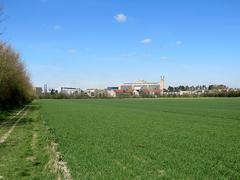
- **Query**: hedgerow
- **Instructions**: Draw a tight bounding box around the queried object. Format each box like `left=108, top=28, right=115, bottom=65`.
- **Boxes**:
left=0, top=42, right=33, bottom=109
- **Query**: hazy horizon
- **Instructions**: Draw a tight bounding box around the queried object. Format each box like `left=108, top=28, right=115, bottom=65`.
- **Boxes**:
left=2, top=0, right=240, bottom=89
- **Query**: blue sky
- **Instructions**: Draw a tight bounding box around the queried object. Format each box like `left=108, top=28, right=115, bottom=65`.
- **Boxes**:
left=1, top=0, right=240, bottom=89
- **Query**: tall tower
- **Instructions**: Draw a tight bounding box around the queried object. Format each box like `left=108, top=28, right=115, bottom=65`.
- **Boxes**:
left=44, top=84, right=48, bottom=94
left=160, top=76, right=165, bottom=93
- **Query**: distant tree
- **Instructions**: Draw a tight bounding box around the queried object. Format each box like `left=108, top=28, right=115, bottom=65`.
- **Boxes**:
left=168, top=86, right=174, bottom=92
left=50, top=89, right=58, bottom=95
left=208, top=85, right=214, bottom=90
left=178, top=86, right=185, bottom=91
left=190, top=86, right=195, bottom=91
left=208, top=84, right=227, bottom=91
left=218, top=85, right=227, bottom=90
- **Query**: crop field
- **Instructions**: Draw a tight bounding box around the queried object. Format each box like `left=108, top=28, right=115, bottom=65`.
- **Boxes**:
left=40, top=98, right=240, bottom=179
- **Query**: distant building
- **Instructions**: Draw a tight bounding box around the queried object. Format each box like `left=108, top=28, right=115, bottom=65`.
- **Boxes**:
left=179, top=90, right=192, bottom=96
left=109, top=89, right=133, bottom=97
left=34, top=87, right=43, bottom=96
left=107, top=87, right=118, bottom=91
left=118, top=77, right=165, bottom=96
left=86, top=89, right=107, bottom=97
left=44, top=84, right=48, bottom=94
left=61, top=87, right=81, bottom=95
left=107, top=90, right=117, bottom=97
left=107, top=87, right=119, bottom=97
left=86, top=89, right=98, bottom=97
left=160, top=76, right=165, bottom=92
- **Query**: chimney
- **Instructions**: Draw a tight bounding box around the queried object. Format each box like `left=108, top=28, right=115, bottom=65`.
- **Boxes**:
left=160, top=76, right=165, bottom=93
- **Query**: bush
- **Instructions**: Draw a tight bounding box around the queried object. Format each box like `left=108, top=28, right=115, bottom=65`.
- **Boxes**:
left=0, top=42, right=33, bottom=109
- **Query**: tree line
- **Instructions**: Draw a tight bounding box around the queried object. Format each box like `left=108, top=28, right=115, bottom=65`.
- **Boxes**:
left=0, top=42, right=33, bottom=109
left=167, top=85, right=228, bottom=92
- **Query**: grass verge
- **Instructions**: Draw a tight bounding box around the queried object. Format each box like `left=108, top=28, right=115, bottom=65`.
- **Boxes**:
left=0, top=102, right=58, bottom=179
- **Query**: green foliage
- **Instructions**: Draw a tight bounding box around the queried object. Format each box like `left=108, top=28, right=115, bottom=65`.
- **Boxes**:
left=202, top=91, right=240, bottom=97
left=40, top=99, right=240, bottom=179
left=208, top=84, right=227, bottom=90
left=0, top=42, right=33, bottom=109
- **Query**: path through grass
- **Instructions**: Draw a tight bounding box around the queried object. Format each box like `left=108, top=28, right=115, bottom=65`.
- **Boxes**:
left=0, top=102, right=57, bottom=179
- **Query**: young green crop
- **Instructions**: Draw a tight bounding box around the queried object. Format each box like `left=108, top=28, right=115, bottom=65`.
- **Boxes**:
left=40, top=98, right=240, bottom=179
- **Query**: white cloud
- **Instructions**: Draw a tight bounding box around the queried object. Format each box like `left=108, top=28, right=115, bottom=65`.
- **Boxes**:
left=114, top=13, right=127, bottom=23
left=54, top=25, right=61, bottom=30
left=160, top=56, right=169, bottom=60
left=176, top=41, right=183, bottom=46
left=141, top=38, right=152, bottom=44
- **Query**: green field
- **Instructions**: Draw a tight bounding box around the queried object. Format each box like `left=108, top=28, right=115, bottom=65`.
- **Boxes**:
left=40, top=99, right=240, bottom=179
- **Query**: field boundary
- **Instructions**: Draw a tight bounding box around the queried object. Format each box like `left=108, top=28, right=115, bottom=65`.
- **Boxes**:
left=44, top=121, right=72, bottom=179
left=48, top=141, right=72, bottom=180
left=0, top=106, right=27, bottom=144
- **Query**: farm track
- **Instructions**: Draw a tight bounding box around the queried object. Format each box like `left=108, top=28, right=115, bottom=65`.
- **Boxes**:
left=0, top=103, right=62, bottom=179
left=0, top=106, right=28, bottom=144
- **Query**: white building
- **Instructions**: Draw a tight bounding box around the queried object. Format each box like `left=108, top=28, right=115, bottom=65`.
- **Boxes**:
left=86, top=89, right=98, bottom=97
left=106, top=87, right=118, bottom=97
left=107, top=90, right=117, bottom=97
left=118, top=76, right=165, bottom=95
left=61, top=87, right=81, bottom=95
left=179, top=90, right=192, bottom=96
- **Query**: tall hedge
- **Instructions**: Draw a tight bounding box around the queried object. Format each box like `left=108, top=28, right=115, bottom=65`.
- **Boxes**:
left=0, top=42, right=33, bottom=109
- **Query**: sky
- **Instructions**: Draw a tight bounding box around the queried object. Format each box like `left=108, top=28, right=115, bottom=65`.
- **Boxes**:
left=1, top=0, right=240, bottom=89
